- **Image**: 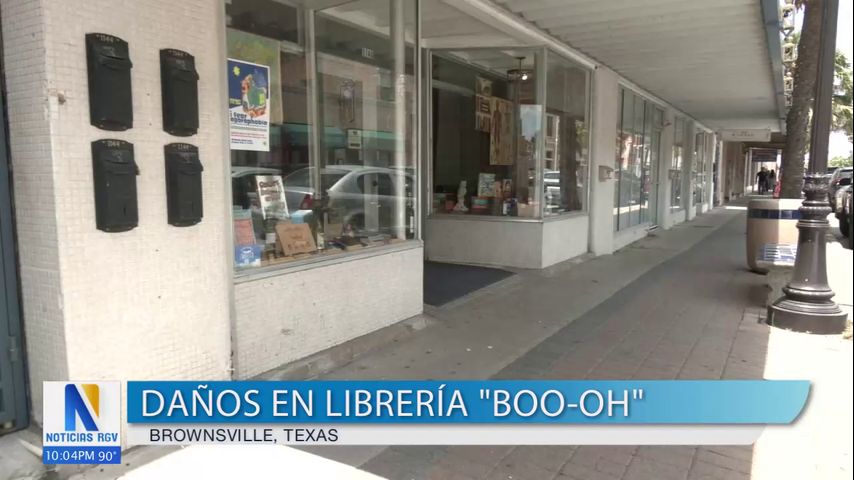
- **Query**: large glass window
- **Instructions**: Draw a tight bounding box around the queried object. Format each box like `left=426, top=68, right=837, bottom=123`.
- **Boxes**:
left=670, top=116, right=685, bottom=211
left=614, top=88, right=660, bottom=231
left=544, top=52, right=590, bottom=216
left=693, top=130, right=706, bottom=205
left=431, top=49, right=543, bottom=218
left=228, top=0, right=417, bottom=273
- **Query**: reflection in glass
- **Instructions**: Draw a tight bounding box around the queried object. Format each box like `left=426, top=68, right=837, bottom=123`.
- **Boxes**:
left=614, top=89, right=660, bottom=231
left=545, top=52, right=590, bottom=216
left=670, top=116, right=684, bottom=211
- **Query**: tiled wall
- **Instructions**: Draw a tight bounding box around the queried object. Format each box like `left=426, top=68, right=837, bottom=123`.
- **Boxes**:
left=1, top=0, right=232, bottom=422
left=233, top=247, right=424, bottom=379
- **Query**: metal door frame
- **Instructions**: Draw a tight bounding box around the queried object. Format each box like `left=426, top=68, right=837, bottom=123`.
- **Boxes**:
left=0, top=48, right=30, bottom=433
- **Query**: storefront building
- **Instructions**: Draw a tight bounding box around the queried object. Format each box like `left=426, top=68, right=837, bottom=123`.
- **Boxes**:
left=0, top=0, right=781, bottom=427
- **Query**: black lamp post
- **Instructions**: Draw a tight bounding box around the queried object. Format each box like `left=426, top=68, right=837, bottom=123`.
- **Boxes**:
left=767, top=0, right=848, bottom=333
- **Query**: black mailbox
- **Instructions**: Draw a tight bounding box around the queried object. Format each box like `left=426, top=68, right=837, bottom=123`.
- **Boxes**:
left=86, top=33, right=133, bottom=131
left=160, top=49, right=200, bottom=136
left=92, top=140, right=139, bottom=232
left=164, top=143, right=203, bottom=226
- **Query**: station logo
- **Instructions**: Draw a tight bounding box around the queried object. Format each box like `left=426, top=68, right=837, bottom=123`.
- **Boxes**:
left=43, top=381, right=121, bottom=465
left=65, top=383, right=100, bottom=431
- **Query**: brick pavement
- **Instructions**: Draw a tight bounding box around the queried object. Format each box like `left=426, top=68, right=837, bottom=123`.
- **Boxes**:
left=357, top=214, right=771, bottom=480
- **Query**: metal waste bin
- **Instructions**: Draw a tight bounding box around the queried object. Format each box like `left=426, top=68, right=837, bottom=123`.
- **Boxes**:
left=746, top=198, right=802, bottom=273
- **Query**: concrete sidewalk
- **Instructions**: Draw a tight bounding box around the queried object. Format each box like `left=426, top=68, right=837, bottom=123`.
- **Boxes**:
left=300, top=206, right=852, bottom=480
left=10, top=205, right=850, bottom=480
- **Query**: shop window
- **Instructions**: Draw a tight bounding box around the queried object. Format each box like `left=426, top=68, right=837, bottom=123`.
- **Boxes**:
left=227, top=0, right=417, bottom=273
left=670, top=116, right=685, bottom=211
left=544, top=52, right=590, bottom=216
left=430, top=49, right=543, bottom=218
left=614, top=88, right=660, bottom=231
left=694, top=131, right=707, bottom=205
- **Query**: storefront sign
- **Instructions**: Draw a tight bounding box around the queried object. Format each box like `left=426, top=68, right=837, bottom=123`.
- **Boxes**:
left=228, top=58, right=271, bottom=151
left=720, top=129, right=771, bottom=142
left=347, top=129, right=363, bottom=150
left=750, top=148, right=778, bottom=163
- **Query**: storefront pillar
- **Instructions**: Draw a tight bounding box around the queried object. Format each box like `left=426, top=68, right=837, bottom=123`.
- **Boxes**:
left=658, top=109, right=676, bottom=229
left=391, top=0, right=407, bottom=240
left=588, top=67, right=620, bottom=255
left=1, top=0, right=233, bottom=424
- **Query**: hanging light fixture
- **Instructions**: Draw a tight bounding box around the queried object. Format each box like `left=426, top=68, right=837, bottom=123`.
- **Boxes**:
left=507, top=56, right=530, bottom=82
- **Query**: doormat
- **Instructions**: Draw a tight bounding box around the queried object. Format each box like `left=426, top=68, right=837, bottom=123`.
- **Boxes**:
left=424, top=261, right=514, bottom=307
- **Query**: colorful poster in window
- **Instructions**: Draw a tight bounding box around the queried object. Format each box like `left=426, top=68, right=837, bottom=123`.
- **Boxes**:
left=255, top=175, right=288, bottom=220
left=490, top=97, right=514, bottom=166
left=228, top=58, right=271, bottom=151
left=226, top=29, right=282, bottom=123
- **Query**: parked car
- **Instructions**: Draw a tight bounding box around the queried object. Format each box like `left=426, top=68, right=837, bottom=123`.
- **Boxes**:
left=827, top=166, right=852, bottom=212
left=838, top=184, right=852, bottom=240
left=282, top=165, right=414, bottom=237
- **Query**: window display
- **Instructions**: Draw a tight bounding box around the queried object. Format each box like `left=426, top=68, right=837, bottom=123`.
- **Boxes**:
left=227, top=0, right=417, bottom=273
left=431, top=49, right=542, bottom=218
left=544, top=52, right=590, bottom=216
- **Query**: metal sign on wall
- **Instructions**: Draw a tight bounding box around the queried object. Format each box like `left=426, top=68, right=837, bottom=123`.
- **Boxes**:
left=750, top=148, right=779, bottom=163
left=720, top=129, right=772, bottom=142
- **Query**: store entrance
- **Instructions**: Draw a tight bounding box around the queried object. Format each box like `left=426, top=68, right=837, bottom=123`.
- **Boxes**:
left=0, top=54, right=29, bottom=434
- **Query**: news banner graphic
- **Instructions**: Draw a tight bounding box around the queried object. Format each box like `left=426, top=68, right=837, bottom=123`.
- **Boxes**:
left=42, top=382, right=121, bottom=465
left=125, top=380, right=809, bottom=446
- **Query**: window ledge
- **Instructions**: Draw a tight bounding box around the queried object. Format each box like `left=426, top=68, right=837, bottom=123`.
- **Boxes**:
left=543, top=210, right=588, bottom=222
left=427, top=213, right=541, bottom=223
left=234, top=240, right=423, bottom=284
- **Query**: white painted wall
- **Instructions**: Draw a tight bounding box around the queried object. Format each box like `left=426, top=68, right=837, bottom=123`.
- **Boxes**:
left=2, top=0, right=232, bottom=422
left=588, top=66, right=619, bottom=256
left=425, top=214, right=588, bottom=269
left=426, top=218, right=542, bottom=268
left=541, top=216, right=589, bottom=267
left=233, top=247, right=424, bottom=378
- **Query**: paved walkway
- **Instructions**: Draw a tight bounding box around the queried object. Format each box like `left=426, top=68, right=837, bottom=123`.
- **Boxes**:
left=303, top=207, right=852, bottom=480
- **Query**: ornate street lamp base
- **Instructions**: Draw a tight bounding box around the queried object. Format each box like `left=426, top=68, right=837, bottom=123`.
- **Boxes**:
left=767, top=300, right=848, bottom=334
left=765, top=175, right=849, bottom=335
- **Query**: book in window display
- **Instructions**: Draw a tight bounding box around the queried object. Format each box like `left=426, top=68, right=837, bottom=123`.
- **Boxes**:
left=254, top=175, right=288, bottom=220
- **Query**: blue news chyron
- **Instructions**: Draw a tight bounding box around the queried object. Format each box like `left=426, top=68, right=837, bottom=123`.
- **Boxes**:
left=127, top=380, right=810, bottom=424
left=43, top=382, right=122, bottom=465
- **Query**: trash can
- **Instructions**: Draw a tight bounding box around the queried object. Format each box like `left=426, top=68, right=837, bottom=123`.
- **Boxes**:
left=746, top=198, right=802, bottom=273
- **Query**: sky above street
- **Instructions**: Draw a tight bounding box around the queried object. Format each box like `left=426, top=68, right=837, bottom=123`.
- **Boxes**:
left=830, top=0, right=852, bottom=158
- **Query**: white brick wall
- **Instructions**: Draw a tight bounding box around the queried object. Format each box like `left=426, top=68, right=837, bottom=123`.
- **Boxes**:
left=233, top=246, right=424, bottom=379
left=2, top=0, right=232, bottom=422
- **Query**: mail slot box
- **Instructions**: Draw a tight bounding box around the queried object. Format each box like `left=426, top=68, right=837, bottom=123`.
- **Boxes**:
left=92, top=139, right=139, bottom=232
left=160, top=49, right=199, bottom=136
left=86, top=33, right=133, bottom=131
left=164, top=143, right=204, bottom=226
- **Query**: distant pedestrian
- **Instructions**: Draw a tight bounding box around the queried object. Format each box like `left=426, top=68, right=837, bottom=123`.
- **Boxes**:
left=768, top=169, right=776, bottom=192
left=757, top=167, right=769, bottom=194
